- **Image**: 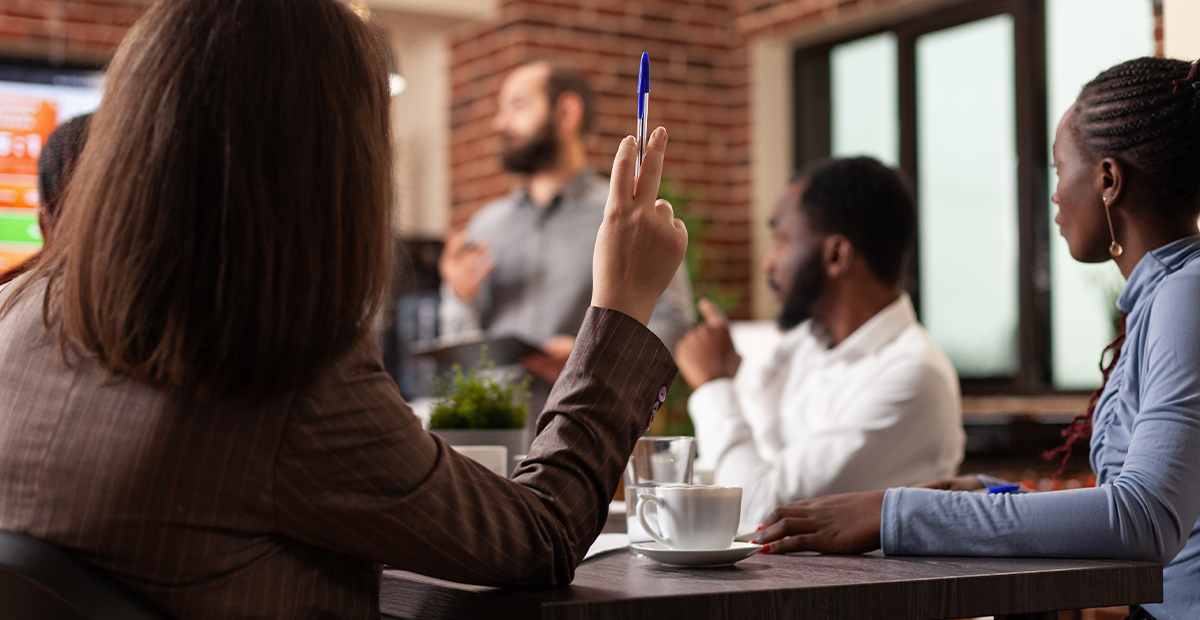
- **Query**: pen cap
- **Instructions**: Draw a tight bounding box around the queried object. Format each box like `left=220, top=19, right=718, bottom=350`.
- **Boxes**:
left=638, top=53, right=650, bottom=95
left=638, top=53, right=649, bottom=119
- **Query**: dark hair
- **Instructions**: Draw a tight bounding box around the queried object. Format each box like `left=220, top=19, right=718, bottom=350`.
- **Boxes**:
left=0, top=113, right=92, bottom=287
left=791, top=157, right=916, bottom=286
left=37, top=113, right=91, bottom=243
left=537, top=63, right=595, bottom=134
left=1072, top=57, right=1200, bottom=215
left=2, top=0, right=393, bottom=400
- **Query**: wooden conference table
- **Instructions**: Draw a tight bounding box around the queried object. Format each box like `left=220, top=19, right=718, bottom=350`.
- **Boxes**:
left=380, top=549, right=1161, bottom=620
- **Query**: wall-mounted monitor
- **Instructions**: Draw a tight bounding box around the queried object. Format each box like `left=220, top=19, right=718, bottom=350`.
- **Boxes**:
left=0, top=64, right=103, bottom=272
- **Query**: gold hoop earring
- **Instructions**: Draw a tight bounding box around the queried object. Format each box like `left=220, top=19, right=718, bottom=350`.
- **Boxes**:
left=1103, top=196, right=1123, bottom=258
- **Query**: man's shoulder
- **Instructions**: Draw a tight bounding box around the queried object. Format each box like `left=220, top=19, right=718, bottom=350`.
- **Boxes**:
left=879, top=324, right=960, bottom=387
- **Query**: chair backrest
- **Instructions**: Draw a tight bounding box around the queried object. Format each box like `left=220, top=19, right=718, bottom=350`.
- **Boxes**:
left=0, top=529, right=173, bottom=620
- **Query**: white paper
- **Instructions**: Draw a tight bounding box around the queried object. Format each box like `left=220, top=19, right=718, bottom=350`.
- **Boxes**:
left=584, top=533, right=629, bottom=561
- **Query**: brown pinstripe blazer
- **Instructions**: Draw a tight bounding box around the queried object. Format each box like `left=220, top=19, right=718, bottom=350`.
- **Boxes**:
left=0, top=280, right=677, bottom=619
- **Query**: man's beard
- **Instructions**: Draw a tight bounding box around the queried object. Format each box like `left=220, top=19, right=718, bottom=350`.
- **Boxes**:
left=775, top=246, right=826, bottom=331
left=500, top=117, right=559, bottom=174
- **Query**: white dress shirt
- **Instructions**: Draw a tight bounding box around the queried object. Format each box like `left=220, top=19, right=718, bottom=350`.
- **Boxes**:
left=689, top=294, right=964, bottom=529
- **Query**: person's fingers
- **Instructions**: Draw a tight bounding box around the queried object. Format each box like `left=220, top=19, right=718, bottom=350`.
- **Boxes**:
left=543, top=335, right=575, bottom=359
left=675, top=329, right=702, bottom=357
left=756, top=516, right=817, bottom=545
left=761, top=504, right=803, bottom=530
left=446, top=232, right=471, bottom=255
left=607, top=135, right=639, bottom=213
left=671, top=218, right=689, bottom=246
left=653, top=198, right=675, bottom=221
left=635, top=126, right=668, bottom=201
left=469, top=257, right=495, bottom=280
left=674, top=330, right=694, bottom=357
left=762, top=533, right=820, bottom=555
left=698, top=298, right=729, bottom=328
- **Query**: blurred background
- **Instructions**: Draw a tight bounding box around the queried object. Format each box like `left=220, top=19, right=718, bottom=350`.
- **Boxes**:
left=3, top=0, right=1199, bottom=510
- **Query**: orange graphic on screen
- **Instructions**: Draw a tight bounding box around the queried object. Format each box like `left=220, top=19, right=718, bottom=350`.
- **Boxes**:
left=0, top=178, right=39, bottom=209
left=0, top=95, right=59, bottom=177
left=0, top=247, right=36, bottom=272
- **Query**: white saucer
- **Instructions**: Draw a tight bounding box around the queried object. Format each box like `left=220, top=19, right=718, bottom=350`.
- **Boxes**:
left=631, top=541, right=763, bottom=567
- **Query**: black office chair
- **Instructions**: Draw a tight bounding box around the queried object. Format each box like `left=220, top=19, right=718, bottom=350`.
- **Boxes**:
left=0, top=529, right=173, bottom=620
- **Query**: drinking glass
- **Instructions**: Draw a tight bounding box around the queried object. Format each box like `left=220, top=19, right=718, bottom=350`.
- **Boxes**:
left=623, top=436, right=694, bottom=548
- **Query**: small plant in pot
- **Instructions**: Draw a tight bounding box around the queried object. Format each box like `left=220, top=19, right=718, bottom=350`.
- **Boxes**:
left=428, top=351, right=532, bottom=476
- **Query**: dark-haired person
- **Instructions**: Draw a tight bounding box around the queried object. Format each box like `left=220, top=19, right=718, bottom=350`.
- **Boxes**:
left=0, top=113, right=90, bottom=287
left=675, top=157, right=963, bottom=529
left=0, top=0, right=688, bottom=618
left=439, top=61, right=694, bottom=383
left=756, top=58, right=1200, bottom=620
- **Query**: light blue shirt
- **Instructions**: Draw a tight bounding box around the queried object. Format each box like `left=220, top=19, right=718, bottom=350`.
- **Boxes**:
left=882, top=235, right=1200, bottom=620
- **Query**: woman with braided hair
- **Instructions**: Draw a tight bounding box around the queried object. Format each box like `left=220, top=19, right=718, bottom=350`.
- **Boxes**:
left=755, top=57, right=1200, bottom=620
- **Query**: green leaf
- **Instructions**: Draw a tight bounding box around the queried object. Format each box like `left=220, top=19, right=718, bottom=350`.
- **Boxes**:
left=428, top=347, right=531, bottom=430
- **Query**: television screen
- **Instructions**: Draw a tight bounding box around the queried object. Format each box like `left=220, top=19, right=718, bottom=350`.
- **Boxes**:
left=0, top=64, right=103, bottom=272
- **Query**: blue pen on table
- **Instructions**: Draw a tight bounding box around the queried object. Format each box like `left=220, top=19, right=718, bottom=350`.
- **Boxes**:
left=636, top=52, right=650, bottom=179
left=988, top=484, right=1021, bottom=494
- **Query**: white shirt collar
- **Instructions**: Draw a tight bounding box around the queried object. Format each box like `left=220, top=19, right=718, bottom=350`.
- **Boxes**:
left=777, top=293, right=917, bottom=362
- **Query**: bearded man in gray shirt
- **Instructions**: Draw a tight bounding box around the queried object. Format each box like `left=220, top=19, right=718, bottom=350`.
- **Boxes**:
left=440, top=61, right=694, bottom=383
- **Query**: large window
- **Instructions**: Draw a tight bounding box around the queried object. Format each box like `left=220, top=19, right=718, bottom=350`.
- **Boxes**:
left=793, top=0, right=1155, bottom=394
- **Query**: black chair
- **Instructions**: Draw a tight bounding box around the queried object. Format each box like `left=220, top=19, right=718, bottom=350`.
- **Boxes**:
left=0, top=529, right=173, bottom=620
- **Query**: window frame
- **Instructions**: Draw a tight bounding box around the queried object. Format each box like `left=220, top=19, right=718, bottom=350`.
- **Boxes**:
left=792, top=0, right=1057, bottom=396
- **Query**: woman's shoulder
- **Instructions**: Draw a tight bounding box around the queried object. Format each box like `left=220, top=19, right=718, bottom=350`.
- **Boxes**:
left=1142, top=264, right=1200, bottom=340
left=1153, top=262, right=1200, bottom=307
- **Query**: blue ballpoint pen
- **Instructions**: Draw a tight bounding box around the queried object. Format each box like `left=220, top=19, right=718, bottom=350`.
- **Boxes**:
left=636, top=52, right=650, bottom=179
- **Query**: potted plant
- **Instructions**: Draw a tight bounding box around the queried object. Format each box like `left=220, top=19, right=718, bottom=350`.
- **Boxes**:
left=428, top=351, right=532, bottom=476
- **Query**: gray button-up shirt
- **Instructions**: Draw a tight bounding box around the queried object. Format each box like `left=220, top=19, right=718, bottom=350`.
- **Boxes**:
left=440, top=171, right=694, bottom=350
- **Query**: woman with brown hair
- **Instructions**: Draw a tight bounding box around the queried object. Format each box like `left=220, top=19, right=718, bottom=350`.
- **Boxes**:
left=0, top=0, right=687, bottom=618
left=756, top=57, right=1200, bottom=620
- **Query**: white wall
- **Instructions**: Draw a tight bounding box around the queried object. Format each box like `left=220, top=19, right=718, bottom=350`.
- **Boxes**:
left=380, top=14, right=455, bottom=239
left=367, top=0, right=495, bottom=239
left=1164, top=0, right=1200, bottom=61
left=748, top=39, right=791, bottom=320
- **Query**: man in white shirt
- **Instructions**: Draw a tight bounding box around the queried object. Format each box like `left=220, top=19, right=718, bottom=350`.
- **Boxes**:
left=676, top=157, right=963, bottom=529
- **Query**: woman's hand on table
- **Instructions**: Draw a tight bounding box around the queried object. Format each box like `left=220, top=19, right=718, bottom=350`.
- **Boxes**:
left=754, top=490, right=886, bottom=555
left=591, top=127, right=688, bottom=326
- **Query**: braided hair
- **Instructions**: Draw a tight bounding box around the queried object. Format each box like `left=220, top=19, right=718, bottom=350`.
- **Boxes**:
left=1047, top=57, right=1200, bottom=473
left=1072, top=57, right=1200, bottom=216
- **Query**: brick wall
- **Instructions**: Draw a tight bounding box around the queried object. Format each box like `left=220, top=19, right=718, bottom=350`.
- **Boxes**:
left=447, top=0, right=753, bottom=316
left=734, top=0, right=910, bottom=40
left=3, top=0, right=1164, bottom=321
left=0, top=0, right=148, bottom=63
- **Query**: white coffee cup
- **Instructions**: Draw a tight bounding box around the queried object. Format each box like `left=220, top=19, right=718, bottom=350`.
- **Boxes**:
left=636, top=485, right=742, bottom=551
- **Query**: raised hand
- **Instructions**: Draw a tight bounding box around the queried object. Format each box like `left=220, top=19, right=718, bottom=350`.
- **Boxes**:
left=591, top=127, right=687, bottom=326
left=674, top=298, right=742, bottom=389
left=439, top=232, right=495, bottom=303
left=754, top=490, right=886, bottom=555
